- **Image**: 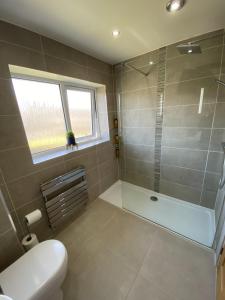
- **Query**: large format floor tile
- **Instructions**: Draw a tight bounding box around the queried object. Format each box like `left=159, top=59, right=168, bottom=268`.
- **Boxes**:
left=97, top=209, right=156, bottom=271
left=63, top=243, right=136, bottom=300
left=139, top=229, right=215, bottom=300
left=56, top=198, right=215, bottom=300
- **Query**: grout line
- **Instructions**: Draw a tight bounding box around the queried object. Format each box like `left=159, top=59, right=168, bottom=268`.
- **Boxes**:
left=6, top=160, right=66, bottom=184
left=121, top=101, right=225, bottom=111
left=119, top=74, right=221, bottom=92
left=122, top=167, right=220, bottom=185
left=164, top=74, right=221, bottom=86
left=123, top=143, right=211, bottom=152
left=0, top=144, right=29, bottom=154
left=159, top=103, right=216, bottom=108
left=123, top=125, right=225, bottom=130
left=121, top=102, right=217, bottom=112
left=125, top=155, right=209, bottom=174
left=122, top=143, right=223, bottom=153
left=124, top=229, right=158, bottom=300
left=161, top=162, right=206, bottom=174
left=0, top=227, right=13, bottom=238
left=161, top=146, right=223, bottom=154
left=0, top=39, right=43, bottom=54
left=0, top=77, right=13, bottom=81
left=159, top=177, right=203, bottom=193
left=39, top=35, right=47, bottom=71
left=14, top=195, right=44, bottom=211
left=0, top=114, right=20, bottom=117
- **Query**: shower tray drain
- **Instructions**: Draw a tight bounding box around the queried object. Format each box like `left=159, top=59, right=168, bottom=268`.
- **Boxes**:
left=150, top=196, right=158, bottom=201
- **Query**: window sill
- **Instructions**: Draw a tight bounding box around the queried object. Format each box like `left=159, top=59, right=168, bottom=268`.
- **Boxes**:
left=32, top=137, right=109, bottom=165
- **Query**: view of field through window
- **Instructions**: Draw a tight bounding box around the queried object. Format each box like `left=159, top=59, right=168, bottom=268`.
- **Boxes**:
left=67, top=89, right=93, bottom=138
left=12, top=78, right=66, bottom=154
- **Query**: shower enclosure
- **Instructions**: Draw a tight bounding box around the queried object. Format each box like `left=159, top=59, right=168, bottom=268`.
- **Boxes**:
left=114, top=29, right=225, bottom=247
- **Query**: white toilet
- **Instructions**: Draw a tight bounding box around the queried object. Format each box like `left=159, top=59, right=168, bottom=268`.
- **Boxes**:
left=0, top=240, right=68, bottom=300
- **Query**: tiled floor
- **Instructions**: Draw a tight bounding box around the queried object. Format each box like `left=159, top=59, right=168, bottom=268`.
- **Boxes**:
left=56, top=199, right=216, bottom=300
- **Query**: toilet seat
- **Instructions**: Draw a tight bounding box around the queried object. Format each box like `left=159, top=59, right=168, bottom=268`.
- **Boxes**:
left=0, top=240, right=68, bottom=300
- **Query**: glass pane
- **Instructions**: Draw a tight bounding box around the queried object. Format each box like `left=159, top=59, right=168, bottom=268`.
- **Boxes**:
left=66, top=89, right=93, bottom=138
left=12, top=78, right=66, bottom=154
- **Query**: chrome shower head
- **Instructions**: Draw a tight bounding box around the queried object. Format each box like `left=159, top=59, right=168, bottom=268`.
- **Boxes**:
left=176, top=43, right=202, bottom=55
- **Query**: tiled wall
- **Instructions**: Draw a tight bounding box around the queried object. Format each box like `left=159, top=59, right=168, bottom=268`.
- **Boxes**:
left=0, top=20, right=118, bottom=270
left=116, top=29, right=225, bottom=209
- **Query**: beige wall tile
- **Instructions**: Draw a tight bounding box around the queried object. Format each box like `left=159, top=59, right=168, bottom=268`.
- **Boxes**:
left=0, top=146, right=36, bottom=182
left=87, top=55, right=112, bottom=74
left=166, top=46, right=222, bottom=83
left=0, top=115, right=28, bottom=150
left=165, top=77, right=218, bottom=106
left=0, top=229, right=23, bottom=271
left=87, top=166, right=100, bottom=188
left=88, top=182, right=100, bottom=202
left=161, top=164, right=204, bottom=189
left=160, top=179, right=201, bottom=205
left=0, top=20, right=42, bottom=51
left=0, top=41, right=46, bottom=79
left=0, top=79, right=20, bottom=115
left=96, top=141, right=115, bottom=164
left=41, top=36, right=87, bottom=66
left=87, top=69, right=114, bottom=92
left=7, top=162, right=66, bottom=209
left=163, top=103, right=215, bottom=128
left=45, top=54, right=88, bottom=80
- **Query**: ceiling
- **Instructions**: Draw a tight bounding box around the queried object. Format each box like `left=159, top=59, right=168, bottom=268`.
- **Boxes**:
left=0, top=0, right=224, bottom=64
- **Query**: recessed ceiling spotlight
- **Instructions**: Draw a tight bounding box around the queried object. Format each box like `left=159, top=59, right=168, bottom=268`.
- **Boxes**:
left=112, top=30, right=120, bottom=38
left=166, top=0, right=186, bottom=12
left=149, top=61, right=154, bottom=65
left=188, top=49, right=193, bottom=53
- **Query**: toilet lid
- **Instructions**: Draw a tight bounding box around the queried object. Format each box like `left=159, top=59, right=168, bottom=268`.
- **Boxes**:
left=0, top=240, right=67, bottom=300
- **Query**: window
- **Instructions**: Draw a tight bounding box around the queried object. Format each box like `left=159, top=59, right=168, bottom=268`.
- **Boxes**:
left=12, top=77, right=99, bottom=156
left=66, top=89, right=94, bottom=139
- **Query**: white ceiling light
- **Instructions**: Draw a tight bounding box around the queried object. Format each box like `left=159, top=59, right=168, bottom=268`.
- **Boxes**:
left=112, top=30, right=120, bottom=38
left=188, top=49, right=193, bottom=53
left=149, top=61, right=154, bottom=65
left=166, top=0, right=186, bottom=12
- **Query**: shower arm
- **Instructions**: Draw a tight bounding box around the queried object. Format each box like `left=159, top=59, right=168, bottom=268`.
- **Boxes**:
left=123, top=62, right=153, bottom=77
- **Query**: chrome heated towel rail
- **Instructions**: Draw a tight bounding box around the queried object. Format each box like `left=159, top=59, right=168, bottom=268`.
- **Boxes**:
left=41, top=166, right=88, bottom=229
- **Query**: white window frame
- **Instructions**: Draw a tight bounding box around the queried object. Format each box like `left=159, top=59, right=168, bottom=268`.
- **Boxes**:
left=11, top=73, right=100, bottom=158
left=61, top=84, right=99, bottom=144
